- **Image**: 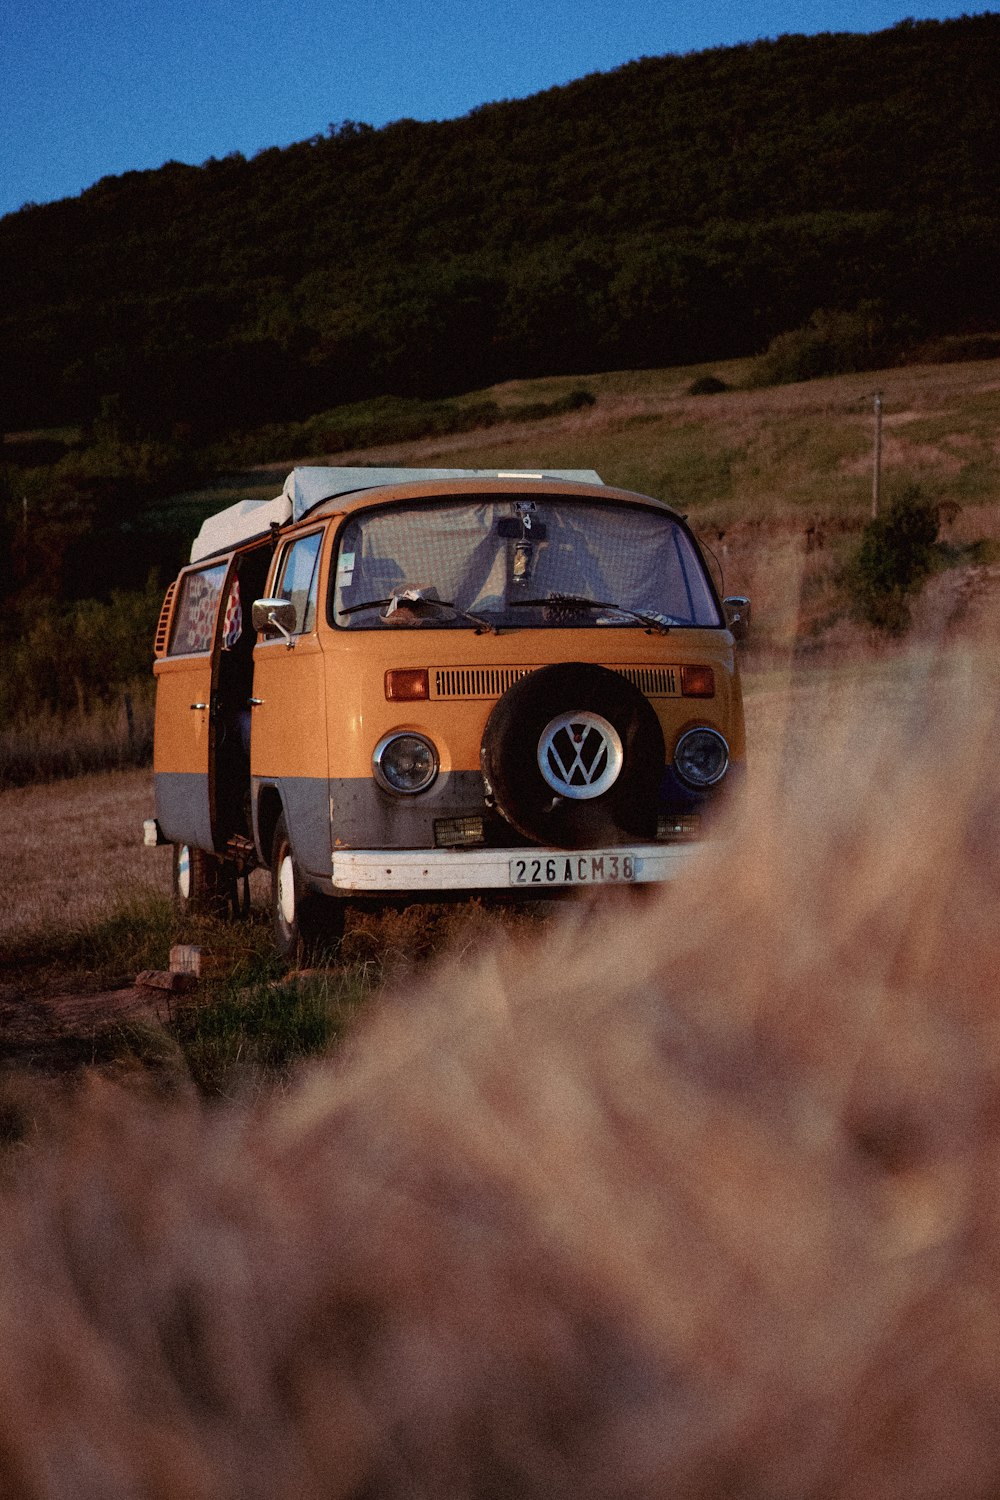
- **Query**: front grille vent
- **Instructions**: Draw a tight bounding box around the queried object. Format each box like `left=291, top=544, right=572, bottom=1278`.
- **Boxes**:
left=431, top=664, right=680, bottom=700
left=432, top=666, right=536, bottom=700
left=619, top=666, right=678, bottom=697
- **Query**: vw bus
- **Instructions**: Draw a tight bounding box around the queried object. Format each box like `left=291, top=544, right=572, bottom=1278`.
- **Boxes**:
left=146, top=467, right=749, bottom=959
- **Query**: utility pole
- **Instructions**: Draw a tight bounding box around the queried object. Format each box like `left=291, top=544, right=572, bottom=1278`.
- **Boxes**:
left=871, top=390, right=884, bottom=519
left=17, top=496, right=28, bottom=579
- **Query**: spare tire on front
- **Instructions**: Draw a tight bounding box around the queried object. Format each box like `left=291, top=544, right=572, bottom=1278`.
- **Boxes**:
left=481, top=663, right=664, bottom=849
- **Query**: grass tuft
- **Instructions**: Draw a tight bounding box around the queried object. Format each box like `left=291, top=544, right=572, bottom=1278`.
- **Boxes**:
left=170, top=967, right=373, bottom=1099
left=0, top=891, right=175, bottom=992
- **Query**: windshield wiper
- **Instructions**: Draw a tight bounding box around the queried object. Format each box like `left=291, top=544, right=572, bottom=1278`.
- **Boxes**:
left=508, top=594, right=672, bottom=633
left=339, top=591, right=498, bottom=634
left=339, top=597, right=395, bottom=615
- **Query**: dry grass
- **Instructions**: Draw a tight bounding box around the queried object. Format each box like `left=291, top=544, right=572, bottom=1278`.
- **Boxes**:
left=0, top=655, right=853, bottom=948
left=3, top=635, right=1000, bottom=1494
left=294, top=355, right=1000, bottom=537
left=0, top=768, right=170, bottom=940
left=0, top=694, right=155, bottom=790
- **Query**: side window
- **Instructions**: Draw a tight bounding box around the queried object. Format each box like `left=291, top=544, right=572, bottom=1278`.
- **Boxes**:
left=168, top=563, right=228, bottom=655
left=274, top=532, right=323, bottom=634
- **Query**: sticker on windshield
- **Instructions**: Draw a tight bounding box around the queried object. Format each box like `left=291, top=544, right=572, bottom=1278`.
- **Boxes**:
left=337, top=552, right=355, bottom=585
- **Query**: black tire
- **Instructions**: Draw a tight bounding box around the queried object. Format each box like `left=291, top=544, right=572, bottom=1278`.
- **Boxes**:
left=271, top=813, right=344, bottom=965
left=481, top=663, right=664, bottom=849
left=172, top=842, right=227, bottom=917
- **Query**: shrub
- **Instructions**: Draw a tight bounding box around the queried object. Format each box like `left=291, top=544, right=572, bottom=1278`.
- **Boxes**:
left=211, top=387, right=597, bottom=467
left=844, top=484, right=940, bottom=634
left=0, top=578, right=163, bottom=720
left=687, top=375, right=729, bottom=396
left=749, top=303, right=910, bottom=388
left=909, top=332, right=1000, bottom=365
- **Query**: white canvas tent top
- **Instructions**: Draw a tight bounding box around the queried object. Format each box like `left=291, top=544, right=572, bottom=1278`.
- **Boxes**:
left=190, top=466, right=604, bottom=561
left=282, top=466, right=603, bottom=521
left=190, top=494, right=292, bottom=562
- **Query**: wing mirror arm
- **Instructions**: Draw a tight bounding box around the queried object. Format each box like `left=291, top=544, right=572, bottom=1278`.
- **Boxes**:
left=723, top=595, right=751, bottom=642
left=251, top=597, right=297, bottom=649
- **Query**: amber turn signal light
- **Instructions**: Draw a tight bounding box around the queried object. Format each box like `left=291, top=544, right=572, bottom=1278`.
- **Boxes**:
left=385, top=669, right=430, bottom=701
left=680, top=665, right=715, bottom=698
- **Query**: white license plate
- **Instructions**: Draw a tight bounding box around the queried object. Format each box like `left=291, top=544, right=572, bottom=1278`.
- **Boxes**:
left=509, top=852, right=640, bottom=886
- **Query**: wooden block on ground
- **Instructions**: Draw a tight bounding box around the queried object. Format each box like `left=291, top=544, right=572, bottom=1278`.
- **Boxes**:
left=169, top=944, right=202, bottom=977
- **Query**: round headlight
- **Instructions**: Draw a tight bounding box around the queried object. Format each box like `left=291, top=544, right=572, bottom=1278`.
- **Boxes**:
left=373, top=732, right=439, bottom=795
left=673, top=727, right=729, bottom=788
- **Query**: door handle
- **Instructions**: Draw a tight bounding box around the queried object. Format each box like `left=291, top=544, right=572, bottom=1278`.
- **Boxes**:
left=249, top=697, right=264, bottom=707
left=190, top=702, right=208, bottom=710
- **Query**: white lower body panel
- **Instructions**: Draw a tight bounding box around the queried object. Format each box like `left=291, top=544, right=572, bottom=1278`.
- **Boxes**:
left=330, top=842, right=699, bottom=893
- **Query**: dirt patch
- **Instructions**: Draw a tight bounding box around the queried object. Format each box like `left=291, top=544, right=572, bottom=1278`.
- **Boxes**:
left=0, top=980, right=183, bottom=1085
left=0, top=982, right=173, bottom=1047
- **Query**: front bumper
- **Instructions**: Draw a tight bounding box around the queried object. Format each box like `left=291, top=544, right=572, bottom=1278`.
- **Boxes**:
left=330, top=842, right=701, bottom=893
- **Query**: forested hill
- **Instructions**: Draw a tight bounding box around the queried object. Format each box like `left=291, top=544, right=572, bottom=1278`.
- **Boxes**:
left=3, top=13, right=999, bottom=437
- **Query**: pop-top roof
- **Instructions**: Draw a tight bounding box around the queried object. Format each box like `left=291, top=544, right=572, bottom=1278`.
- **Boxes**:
left=282, top=466, right=604, bottom=520
left=190, top=493, right=292, bottom=562
left=190, top=466, right=605, bottom=562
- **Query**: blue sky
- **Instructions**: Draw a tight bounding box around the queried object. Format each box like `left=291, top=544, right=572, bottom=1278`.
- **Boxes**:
left=1, top=0, right=988, bottom=219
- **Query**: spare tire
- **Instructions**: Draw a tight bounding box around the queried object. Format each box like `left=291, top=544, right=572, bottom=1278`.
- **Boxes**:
left=481, top=663, right=664, bottom=849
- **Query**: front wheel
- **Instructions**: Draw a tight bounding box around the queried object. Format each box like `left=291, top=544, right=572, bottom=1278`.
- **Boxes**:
left=271, top=814, right=344, bottom=965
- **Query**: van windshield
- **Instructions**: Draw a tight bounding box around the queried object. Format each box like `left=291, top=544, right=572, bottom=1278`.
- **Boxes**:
left=332, top=498, right=720, bottom=630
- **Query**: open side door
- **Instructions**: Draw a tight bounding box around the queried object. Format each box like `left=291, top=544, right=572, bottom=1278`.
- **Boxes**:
left=152, top=556, right=236, bottom=850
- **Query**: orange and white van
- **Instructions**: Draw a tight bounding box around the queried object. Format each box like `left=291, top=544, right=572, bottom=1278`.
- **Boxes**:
left=147, top=467, right=749, bottom=958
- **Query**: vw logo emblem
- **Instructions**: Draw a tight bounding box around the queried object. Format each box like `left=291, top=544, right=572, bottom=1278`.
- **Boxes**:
left=537, top=711, right=624, bottom=800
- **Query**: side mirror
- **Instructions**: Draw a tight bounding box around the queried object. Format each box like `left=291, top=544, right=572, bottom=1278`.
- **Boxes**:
left=723, top=595, right=751, bottom=642
left=252, top=597, right=297, bottom=646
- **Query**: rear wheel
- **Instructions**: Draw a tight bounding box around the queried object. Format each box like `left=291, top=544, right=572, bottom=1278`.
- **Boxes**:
left=271, top=814, right=344, bottom=965
left=172, top=843, right=226, bottom=917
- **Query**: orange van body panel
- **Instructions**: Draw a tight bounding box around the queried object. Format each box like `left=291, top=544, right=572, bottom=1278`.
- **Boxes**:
left=250, top=528, right=332, bottom=781
left=251, top=635, right=330, bottom=780
left=152, top=654, right=213, bottom=775
left=318, top=620, right=745, bottom=781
